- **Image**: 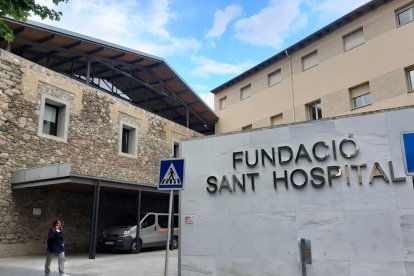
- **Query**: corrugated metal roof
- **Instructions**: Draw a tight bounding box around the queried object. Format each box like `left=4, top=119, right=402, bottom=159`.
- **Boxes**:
left=0, top=18, right=218, bottom=134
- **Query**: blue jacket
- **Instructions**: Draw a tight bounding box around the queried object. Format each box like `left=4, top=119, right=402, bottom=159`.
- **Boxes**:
left=47, top=229, right=64, bottom=253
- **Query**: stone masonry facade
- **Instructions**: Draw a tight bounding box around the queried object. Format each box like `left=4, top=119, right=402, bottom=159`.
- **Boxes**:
left=0, top=49, right=199, bottom=256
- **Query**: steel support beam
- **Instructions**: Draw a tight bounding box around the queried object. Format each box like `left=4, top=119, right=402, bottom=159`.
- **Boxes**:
left=89, top=179, right=101, bottom=259
left=86, top=57, right=91, bottom=85
left=186, top=108, right=190, bottom=128
left=12, top=37, right=147, bottom=71
left=135, top=190, right=142, bottom=254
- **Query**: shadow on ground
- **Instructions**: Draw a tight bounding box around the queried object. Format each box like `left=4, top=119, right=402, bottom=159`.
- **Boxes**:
left=0, top=267, right=90, bottom=276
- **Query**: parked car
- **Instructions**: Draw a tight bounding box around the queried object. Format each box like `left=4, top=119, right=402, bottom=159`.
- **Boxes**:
left=98, top=213, right=179, bottom=253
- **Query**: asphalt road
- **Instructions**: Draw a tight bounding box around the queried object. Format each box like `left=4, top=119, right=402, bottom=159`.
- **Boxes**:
left=0, top=248, right=178, bottom=276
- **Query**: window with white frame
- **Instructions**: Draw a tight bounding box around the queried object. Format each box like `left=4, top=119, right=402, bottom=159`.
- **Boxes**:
left=407, top=68, right=414, bottom=91
left=242, top=124, right=252, bottom=131
left=307, top=100, right=322, bottom=120
left=350, top=83, right=372, bottom=109
left=38, top=95, right=69, bottom=142
left=343, top=28, right=364, bottom=51
left=268, top=69, right=281, bottom=87
left=219, top=96, right=227, bottom=110
left=119, top=122, right=137, bottom=157
left=270, top=114, right=283, bottom=126
left=302, top=51, right=318, bottom=71
left=240, top=84, right=252, bottom=100
left=397, top=4, right=414, bottom=26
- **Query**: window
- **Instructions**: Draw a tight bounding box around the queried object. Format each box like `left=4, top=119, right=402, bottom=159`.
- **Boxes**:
left=119, top=122, right=137, bottom=157
left=350, top=83, right=372, bottom=109
left=43, top=104, right=58, bottom=136
left=38, top=95, right=69, bottom=142
left=307, top=101, right=322, bottom=120
left=302, top=51, right=318, bottom=71
left=242, top=124, right=252, bottom=131
left=122, top=128, right=130, bottom=153
left=407, top=68, right=414, bottom=91
left=270, top=114, right=283, bottom=126
left=343, top=28, right=364, bottom=51
left=397, top=4, right=414, bottom=26
left=268, top=69, right=281, bottom=86
left=240, top=84, right=252, bottom=100
left=219, top=96, right=227, bottom=110
left=158, top=215, right=169, bottom=228
left=141, top=214, right=155, bottom=229
left=173, top=215, right=179, bottom=228
left=173, top=141, right=180, bottom=157
left=157, top=215, right=178, bottom=228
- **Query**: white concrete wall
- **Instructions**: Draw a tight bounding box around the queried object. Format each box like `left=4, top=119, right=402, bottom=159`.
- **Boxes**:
left=181, top=107, right=414, bottom=276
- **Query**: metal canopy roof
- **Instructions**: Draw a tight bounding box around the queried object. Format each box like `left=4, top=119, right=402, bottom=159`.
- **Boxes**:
left=0, top=18, right=218, bottom=134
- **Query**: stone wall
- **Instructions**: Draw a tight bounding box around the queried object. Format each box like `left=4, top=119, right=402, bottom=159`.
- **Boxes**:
left=0, top=49, right=199, bottom=256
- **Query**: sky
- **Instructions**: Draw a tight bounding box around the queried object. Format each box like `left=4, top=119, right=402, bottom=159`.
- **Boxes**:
left=32, top=0, right=370, bottom=109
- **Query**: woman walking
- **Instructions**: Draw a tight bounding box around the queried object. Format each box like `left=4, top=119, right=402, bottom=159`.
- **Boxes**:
left=45, top=219, right=69, bottom=276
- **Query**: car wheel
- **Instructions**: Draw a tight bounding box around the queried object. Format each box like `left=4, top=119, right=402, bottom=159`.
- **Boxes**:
left=170, top=236, right=179, bottom=250
left=130, top=239, right=142, bottom=253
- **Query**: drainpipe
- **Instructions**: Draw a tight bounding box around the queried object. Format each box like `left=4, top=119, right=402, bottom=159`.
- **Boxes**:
left=285, top=50, right=295, bottom=123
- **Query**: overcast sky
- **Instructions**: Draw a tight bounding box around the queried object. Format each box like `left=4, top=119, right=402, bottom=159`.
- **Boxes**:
left=32, top=0, right=370, bottom=108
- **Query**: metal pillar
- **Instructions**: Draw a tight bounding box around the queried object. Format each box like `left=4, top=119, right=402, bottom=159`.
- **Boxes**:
left=111, top=69, right=115, bottom=93
left=164, top=190, right=174, bottom=276
left=86, top=57, right=91, bottom=85
left=144, top=88, right=147, bottom=108
left=169, top=194, right=175, bottom=250
left=186, top=108, right=189, bottom=128
left=129, top=68, right=132, bottom=101
left=135, top=190, right=142, bottom=254
left=89, top=179, right=101, bottom=259
left=178, top=190, right=181, bottom=276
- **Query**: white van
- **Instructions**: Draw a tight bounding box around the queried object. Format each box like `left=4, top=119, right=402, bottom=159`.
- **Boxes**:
left=98, top=213, right=179, bottom=253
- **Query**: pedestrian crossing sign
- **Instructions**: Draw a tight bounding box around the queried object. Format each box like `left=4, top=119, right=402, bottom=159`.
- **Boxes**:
left=159, top=158, right=185, bottom=190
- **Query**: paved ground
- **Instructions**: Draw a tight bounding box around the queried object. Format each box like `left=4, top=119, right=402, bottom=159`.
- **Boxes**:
left=0, top=248, right=178, bottom=276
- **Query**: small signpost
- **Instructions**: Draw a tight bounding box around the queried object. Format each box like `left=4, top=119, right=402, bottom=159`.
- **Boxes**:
left=159, top=158, right=184, bottom=276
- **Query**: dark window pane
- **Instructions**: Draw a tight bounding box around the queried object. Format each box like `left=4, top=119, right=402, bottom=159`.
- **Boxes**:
left=311, top=107, right=316, bottom=120
left=173, top=143, right=179, bottom=157
left=173, top=215, right=179, bottom=228
left=142, top=214, right=155, bottom=228
left=122, top=128, right=130, bottom=153
left=158, top=215, right=169, bottom=228
left=317, top=105, right=322, bottom=119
